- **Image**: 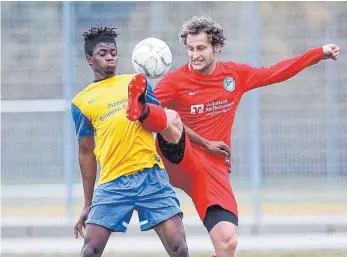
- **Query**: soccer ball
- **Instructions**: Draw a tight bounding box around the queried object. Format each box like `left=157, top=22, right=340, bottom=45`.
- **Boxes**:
left=131, top=37, right=172, bottom=79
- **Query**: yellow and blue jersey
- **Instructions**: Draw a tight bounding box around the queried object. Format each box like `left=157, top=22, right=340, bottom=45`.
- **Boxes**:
left=71, top=74, right=164, bottom=185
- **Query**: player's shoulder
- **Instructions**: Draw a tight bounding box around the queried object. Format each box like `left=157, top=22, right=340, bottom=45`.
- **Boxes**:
left=169, top=63, right=189, bottom=74
left=217, top=61, right=240, bottom=71
left=162, top=64, right=189, bottom=80
left=71, top=80, right=100, bottom=110
left=216, top=61, right=252, bottom=77
left=72, top=84, right=91, bottom=105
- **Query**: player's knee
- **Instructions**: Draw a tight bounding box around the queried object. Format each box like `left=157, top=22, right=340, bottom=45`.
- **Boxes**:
left=167, top=236, right=189, bottom=255
left=80, top=243, right=102, bottom=257
left=217, top=235, right=237, bottom=254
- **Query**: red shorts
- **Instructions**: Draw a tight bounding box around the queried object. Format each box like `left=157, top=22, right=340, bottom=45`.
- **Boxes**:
left=155, top=132, right=238, bottom=222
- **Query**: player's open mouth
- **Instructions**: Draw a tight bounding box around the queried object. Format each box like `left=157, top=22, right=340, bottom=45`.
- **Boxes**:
left=193, top=60, right=203, bottom=65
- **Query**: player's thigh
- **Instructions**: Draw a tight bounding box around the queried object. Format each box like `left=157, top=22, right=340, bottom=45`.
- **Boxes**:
left=153, top=213, right=187, bottom=253
left=204, top=205, right=238, bottom=245
left=153, top=213, right=186, bottom=239
left=82, top=223, right=112, bottom=255
left=86, top=176, right=136, bottom=233
left=134, top=164, right=183, bottom=232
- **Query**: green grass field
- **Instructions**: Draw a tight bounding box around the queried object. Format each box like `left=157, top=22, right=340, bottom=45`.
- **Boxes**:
left=3, top=251, right=347, bottom=257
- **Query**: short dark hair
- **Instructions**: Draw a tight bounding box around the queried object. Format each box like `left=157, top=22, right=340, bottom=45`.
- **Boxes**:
left=83, top=27, right=119, bottom=56
left=180, top=16, right=226, bottom=48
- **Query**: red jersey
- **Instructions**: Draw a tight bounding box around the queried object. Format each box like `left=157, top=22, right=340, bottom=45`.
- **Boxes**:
left=154, top=47, right=324, bottom=155
left=154, top=47, right=324, bottom=220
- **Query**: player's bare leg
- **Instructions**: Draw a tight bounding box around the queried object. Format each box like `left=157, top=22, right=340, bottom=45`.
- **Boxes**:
left=80, top=224, right=111, bottom=257
left=154, top=214, right=190, bottom=257
left=209, top=222, right=238, bottom=257
left=126, top=73, right=183, bottom=144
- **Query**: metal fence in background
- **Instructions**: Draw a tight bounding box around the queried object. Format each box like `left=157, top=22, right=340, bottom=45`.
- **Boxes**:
left=1, top=2, right=346, bottom=220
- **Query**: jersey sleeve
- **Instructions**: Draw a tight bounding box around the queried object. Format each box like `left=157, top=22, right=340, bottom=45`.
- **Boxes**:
left=145, top=80, right=160, bottom=106
left=236, top=47, right=324, bottom=92
left=71, top=102, right=94, bottom=139
left=153, top=73, right=177, bottom=108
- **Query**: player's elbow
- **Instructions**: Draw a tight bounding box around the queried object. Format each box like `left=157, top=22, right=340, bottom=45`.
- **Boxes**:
left=78, top=151, right=96, bottom=162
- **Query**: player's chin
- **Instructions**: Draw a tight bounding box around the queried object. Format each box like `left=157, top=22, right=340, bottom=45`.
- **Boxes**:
left=105, top=68, right=116, bottom=75
left=105, top=66, right=116, bottom=74
left=192, top=63, right=205, bottom=71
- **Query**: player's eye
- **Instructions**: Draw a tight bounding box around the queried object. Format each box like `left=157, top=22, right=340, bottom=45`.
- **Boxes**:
left=110, top=50, right=117, bottom=56
left=99, top=51, right=106, bottom=56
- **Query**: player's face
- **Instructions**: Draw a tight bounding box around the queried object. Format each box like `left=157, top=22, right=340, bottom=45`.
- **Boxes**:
left=186, top=32, right=221, bottom=75
left=87, top=42, right=118, bottom=78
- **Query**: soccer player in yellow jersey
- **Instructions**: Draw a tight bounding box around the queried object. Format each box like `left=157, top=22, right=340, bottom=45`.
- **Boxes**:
left=71, top=27, right=190, bottom=257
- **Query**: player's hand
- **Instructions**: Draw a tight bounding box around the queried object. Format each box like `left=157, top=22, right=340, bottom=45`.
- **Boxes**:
left=322, top=44, right=340, bottom=60
left=74, top=205, right=89, bottom=239
left=206, top=140, right=231, bottom=157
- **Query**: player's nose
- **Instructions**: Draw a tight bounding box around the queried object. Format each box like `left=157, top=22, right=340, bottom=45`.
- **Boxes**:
left=106, top=53, right=116, bottom=61
left=192, top=55, right=200, bottom=61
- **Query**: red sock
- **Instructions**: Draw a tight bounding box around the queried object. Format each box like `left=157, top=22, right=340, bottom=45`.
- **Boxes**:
left=139, top=103, right=167, bottom=133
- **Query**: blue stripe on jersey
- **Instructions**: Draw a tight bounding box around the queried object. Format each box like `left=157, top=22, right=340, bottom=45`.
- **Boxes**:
left=146, top=81, right=160, bottom=106
left=71, top=103, right=94, bottom=139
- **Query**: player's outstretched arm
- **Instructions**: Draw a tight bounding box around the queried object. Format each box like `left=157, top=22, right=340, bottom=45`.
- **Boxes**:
left=237, top=43, right=340, bottom=92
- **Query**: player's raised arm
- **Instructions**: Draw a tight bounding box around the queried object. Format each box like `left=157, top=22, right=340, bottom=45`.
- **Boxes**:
left=71, top=103, right=97, bottom=238
left=237, top=43, right=340, bottom=92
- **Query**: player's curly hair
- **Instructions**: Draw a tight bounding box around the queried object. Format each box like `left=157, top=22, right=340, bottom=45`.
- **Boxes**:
left=83, top=27, right=119, bottom=56
left=180, top=16, right=226, bottom=48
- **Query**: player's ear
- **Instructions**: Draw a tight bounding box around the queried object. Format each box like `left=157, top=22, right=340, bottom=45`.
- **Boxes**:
left=86, top=55, right=93, bottom=66
left=214, top=44, right=221, bottom=54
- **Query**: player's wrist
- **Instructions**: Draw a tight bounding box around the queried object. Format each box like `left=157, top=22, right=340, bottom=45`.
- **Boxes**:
left=84, top=201, right=92, bottom=207
left=312, top=46, right=324, bottom=59
left=204, top=140, right=212, bottom=150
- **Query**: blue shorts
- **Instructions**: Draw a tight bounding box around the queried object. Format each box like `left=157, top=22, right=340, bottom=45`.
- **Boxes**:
left=86, top=164, right=182, bottom=232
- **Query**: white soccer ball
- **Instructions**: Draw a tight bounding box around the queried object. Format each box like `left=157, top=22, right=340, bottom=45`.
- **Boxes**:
left=131, top=37, right=172, bottom=79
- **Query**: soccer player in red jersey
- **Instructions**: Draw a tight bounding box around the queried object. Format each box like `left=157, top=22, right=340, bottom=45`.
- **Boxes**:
left=127, top=16, right=340, bottom=257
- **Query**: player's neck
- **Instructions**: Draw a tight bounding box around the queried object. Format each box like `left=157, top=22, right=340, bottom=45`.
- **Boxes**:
left=93, top=72, right=116, bottom=81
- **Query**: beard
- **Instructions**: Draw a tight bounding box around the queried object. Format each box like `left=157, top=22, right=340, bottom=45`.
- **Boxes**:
left=104, top=65, right=116, bottom=75
left=193, top=59, right=214, bottom=73
left=105, top=69, right=115, bottom=75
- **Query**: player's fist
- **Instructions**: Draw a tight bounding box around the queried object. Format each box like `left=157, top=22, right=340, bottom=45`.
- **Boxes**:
left=322, top=43, right=340, bottom=60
